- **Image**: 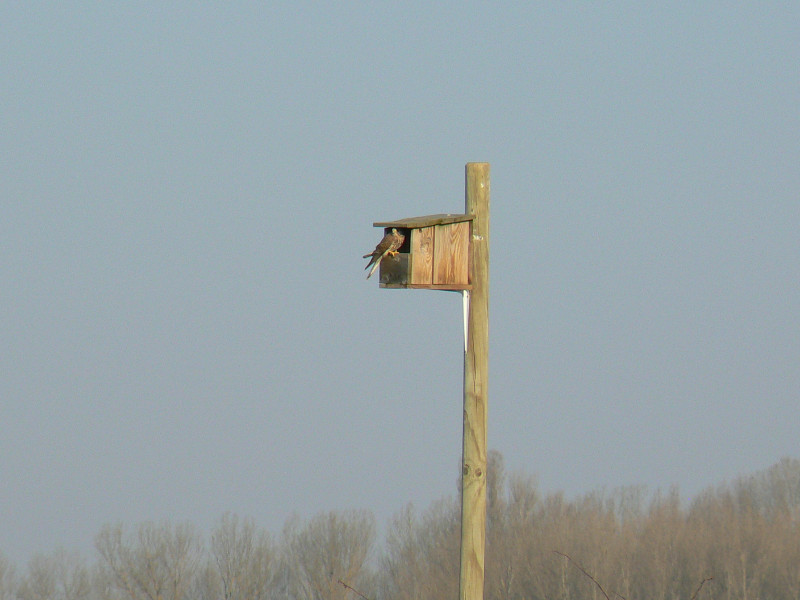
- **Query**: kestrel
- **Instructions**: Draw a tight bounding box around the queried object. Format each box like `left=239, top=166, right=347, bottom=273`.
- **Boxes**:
left=363, top=227, right=405, bottom=279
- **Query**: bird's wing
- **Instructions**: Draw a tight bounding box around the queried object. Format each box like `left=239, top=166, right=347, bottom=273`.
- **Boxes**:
left=364, top=233, right=393, bottom=266
left=373, top=233, right=395, bottom=254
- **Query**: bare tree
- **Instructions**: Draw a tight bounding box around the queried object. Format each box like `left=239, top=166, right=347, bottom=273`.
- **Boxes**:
left=283, top=510, right=375, bottom=600
left=382, top=498, right=460, bottom=600
left=190, top=559, right=223, bottom=600
left=0, top=553, right=17, bottom=600
left=17, top=549, right=90, bottom=600
left=486, top=450, right=507, bottom=532
left=211, top=513, right=276, bottom=600
left=485, top=470, right=539, bottom=600
left=95, top=521, right=202, bottom=600
left=628, top=487, right=685, bottom=600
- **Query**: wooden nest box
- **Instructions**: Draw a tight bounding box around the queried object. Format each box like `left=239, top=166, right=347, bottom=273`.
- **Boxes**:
left=373, top=213, right=473, bottom=290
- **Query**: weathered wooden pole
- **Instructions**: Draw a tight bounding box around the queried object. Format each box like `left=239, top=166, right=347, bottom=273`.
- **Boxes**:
left=459, top=162, right=490, bottom=600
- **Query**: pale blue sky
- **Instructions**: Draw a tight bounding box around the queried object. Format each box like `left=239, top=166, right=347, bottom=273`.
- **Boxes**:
left=2, top=3, right=798, bottom=563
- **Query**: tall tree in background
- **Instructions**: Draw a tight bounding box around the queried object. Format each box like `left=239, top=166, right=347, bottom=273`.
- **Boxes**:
left=381, top=498, right=461, bottom=600
left=211, top=512, right=276, bottom=600
left=0, top=554, right=16, bottom=600
left=282, top=510, right=375, bottom=600
left=95, top=521, right=202, bottom=600
left=16, top=549, right=89, bottom=600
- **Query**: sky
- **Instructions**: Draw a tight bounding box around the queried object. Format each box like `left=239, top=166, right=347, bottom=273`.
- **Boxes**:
left=1, top=2, right=799, bottom=565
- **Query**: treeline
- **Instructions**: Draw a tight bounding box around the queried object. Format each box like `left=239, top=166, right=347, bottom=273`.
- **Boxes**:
left=1, top=453, right=799, bottom=600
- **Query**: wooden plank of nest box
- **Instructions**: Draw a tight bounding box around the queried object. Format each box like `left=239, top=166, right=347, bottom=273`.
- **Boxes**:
left=373, top=213, right=474, bottom=228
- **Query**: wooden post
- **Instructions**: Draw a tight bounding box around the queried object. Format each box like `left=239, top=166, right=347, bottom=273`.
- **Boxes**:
left=459, top=162, right=490, bottom=600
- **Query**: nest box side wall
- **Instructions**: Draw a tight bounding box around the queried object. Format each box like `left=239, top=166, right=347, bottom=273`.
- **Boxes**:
left=433, top=221, right=470, bottom=285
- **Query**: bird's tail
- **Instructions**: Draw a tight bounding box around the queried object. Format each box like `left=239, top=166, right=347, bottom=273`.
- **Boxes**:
left=362, top=253, right=372, bottom=259
left=366, top=258, right=382, bottom=279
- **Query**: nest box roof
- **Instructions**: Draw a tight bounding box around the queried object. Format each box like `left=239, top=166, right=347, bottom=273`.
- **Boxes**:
left=373, top=213, right=474, bottom=228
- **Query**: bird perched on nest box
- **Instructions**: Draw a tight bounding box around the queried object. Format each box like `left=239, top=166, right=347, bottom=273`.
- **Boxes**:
left=363, top=227, right=405, bottom=279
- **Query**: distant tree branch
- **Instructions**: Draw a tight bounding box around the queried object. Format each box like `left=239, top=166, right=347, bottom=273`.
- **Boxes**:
left=553, top=550, right=713, bottom=600
left=338, top=578, right=372, bottom=600
left=690, top=577, right=713, bottom=600
left=552, top=550, right=611, bottom=600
